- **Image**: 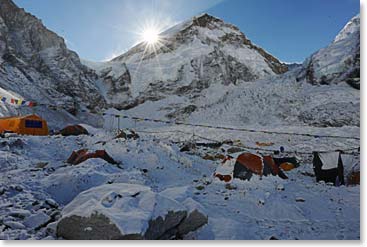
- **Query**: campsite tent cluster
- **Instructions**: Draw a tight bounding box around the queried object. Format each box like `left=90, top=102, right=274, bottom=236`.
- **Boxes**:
left=0, top=114, right=360, bottom=186
left=214, top=153, right=292, bottom=182
left=0, top=114, right=89, bottom=137
left=214, top=151, right=359, bottom=186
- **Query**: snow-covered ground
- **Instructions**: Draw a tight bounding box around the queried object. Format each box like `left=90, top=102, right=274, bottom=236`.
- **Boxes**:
left=0, top=122, right=360, bottom=240
left=0, top=2, right=360, bottom=240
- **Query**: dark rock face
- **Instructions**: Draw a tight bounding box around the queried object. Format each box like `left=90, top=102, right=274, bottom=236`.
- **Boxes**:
left=57, top=213, right=130, bottom=240
left=0, top=0, right=106, bottom=113
left=144, top=210, right=187, bottom=240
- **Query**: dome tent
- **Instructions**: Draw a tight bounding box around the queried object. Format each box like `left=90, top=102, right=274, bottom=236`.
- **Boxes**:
left=214, top=153, right=288, bottom=182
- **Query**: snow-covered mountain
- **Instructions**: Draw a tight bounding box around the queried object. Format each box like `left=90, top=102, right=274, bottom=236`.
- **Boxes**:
left=187, top=14, right=360, bottom=128
left=0, top=2, right=360, bottom=241
left=87, top=14, right=288, bottom=110
left=112, top=14, right=360, bottom=128
left=298, top=15, right=360, bottom=88
left=0, top=0, right=106, bottom=117
left=0, top=0, right=360, bottom=129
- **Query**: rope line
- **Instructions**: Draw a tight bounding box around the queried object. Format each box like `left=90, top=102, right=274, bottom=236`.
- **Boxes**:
left=7, top=101, right=360, bottom=141
left=101, top=112, right=360, bottom=141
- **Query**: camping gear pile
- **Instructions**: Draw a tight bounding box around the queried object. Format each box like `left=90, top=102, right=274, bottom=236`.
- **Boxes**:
left=214, top=153, right=293, bottom=182
left=273, top=157, right=300, bottom=171
left=0, top=114, right=48, bottom=136
left=114, top=129, right=140, bottom=140
left=67, top=149, right=118, bottom=166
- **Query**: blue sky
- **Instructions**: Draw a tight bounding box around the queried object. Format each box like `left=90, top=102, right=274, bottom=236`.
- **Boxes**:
left=14, top=0, right=359, bottom=63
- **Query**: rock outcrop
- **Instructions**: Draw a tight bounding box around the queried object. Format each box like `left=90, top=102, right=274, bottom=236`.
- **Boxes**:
left=0, top=0, right=106, bottom=114
left=56, top=184, right=207, bottom=240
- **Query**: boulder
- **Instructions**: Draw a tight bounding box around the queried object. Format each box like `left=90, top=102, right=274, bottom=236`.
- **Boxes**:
left=23, top=212, right=51, bottom=230
left=177, top=198, right=208, bottom=237
left=3, top=221, right=26, bottom=230
left=160, top=186, right=208, bottom=237
left=56, top=184, right=179, bottom=239
left=57, top=212, right=138, bottom=240
left=56, top=184, right=207, bottom=240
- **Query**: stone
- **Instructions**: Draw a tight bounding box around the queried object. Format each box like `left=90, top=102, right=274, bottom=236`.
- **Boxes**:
left=24, top=212, right=51, bottom=230
left=4, top=221, right=26, bottom=230
left=56, top=184, right=187, bottom=240
left=144, top=210, right=187, bottom=240
left=56, top=184, right=208, bottom=240
left=57, top=213, right=130, bottom=240
left=45, top=198, right=58, bottom=208
left=35, top=162, right=48, bottom=169
left=177, top=198, right=208, bottom=237
left=8, top=209, right=31, bottom=219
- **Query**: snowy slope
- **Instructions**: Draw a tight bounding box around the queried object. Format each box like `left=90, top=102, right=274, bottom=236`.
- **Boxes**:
left=85, top=14, right=288, bottom=111
left=116, top=13, right=288, bottom=95
left=115, top=65, right=359, bottom=128
left=299, top=15, right=360, bottom=87
left=82, top=59, right=132, bottom=108
left=0, top=125, right=360, bottom=240
left=116, top=15, right=360, bottom=128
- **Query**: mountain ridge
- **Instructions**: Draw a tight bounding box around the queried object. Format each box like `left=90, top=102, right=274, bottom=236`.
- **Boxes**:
left=0, top=0, right=106, bottom=116
left=90, top=13, right=290, bottom=111
left=0, top=0, right=360, bottom=129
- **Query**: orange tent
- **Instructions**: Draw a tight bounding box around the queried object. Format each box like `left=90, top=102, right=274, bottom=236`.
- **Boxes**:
left=233, top=153, right=288, bottom=181
left=67, top=149, right=118, bottom=165
left=0, top=114, right=48, bottom=136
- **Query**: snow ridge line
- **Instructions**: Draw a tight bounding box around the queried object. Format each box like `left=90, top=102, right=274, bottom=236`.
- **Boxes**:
left=101, top=113, right=360, bottom=141
left=135, top=129, right=360, bottom=155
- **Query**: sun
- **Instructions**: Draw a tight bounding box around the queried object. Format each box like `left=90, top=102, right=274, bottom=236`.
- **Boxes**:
left=141, top=27, right=160, bottom=45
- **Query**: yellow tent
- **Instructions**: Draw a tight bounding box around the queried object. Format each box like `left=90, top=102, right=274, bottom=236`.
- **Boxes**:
left=0, top=114, right=48, bottom=136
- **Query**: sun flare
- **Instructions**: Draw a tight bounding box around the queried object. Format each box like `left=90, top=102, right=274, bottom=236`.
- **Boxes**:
left=141, top=28, right=160, bottom=45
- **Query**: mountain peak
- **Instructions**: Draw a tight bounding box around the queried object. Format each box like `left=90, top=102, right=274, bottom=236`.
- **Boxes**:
left=334, top=14, right=360, bottom=43
left=300, top=14, right=360, bottom=86
left=191, top=13, right=224, bottom=27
